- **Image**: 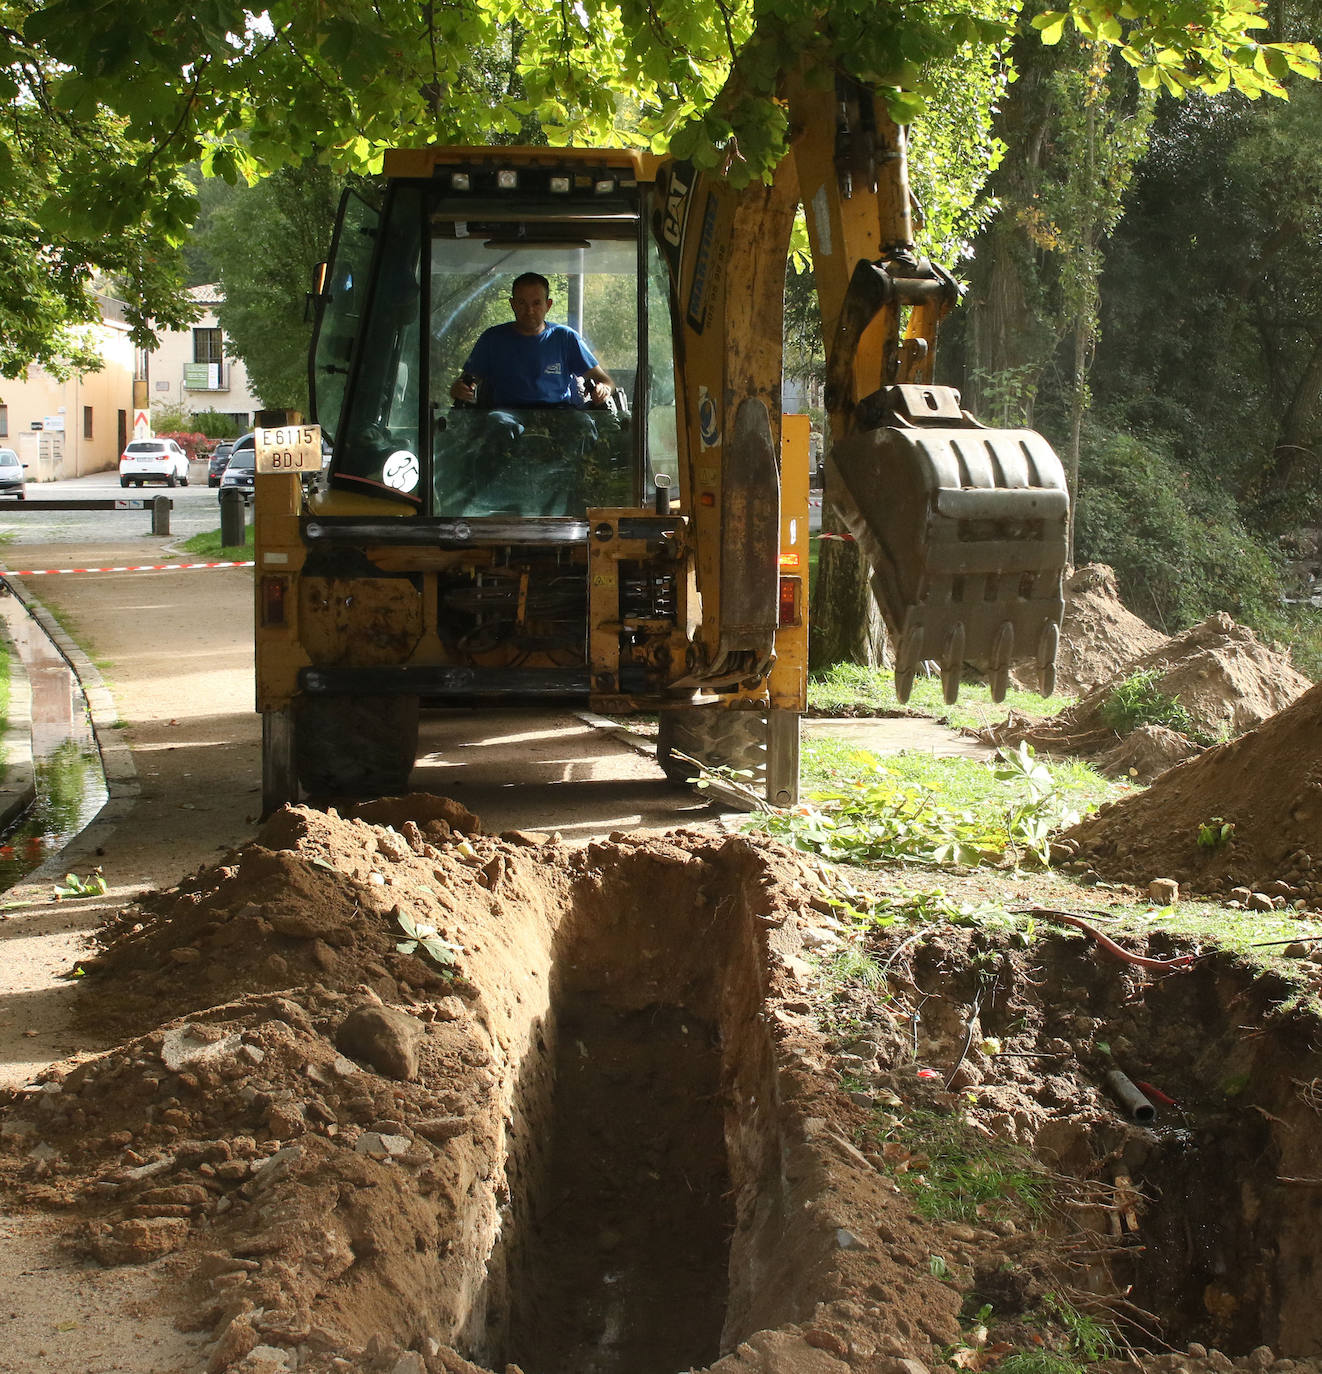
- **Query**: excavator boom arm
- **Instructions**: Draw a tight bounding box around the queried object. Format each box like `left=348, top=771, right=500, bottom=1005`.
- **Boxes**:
left=660, top=69, right=1068, bottom=704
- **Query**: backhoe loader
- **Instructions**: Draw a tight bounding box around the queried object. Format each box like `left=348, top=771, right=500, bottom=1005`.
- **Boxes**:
left=254, top=74, right=1069, bottom=814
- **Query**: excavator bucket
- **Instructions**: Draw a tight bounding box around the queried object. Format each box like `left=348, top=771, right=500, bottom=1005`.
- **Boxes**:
left=830, top=384, right=1068, bottom=704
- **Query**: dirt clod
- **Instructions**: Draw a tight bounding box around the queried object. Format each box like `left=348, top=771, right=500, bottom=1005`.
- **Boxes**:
left=335, top=1006, right=425, bottom=1081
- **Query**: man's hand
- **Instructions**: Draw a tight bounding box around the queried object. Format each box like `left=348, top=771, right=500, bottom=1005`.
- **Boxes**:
left=584, top=366, right=614, bottom=407
left=450, top=374, right=477, bottom=403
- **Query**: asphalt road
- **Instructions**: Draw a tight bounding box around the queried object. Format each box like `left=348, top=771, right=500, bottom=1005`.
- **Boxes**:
left=0, top=461, right=226, bottom=546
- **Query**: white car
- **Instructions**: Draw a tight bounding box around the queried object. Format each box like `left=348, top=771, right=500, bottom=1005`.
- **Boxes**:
left=119, top=439, right=190, bottom=488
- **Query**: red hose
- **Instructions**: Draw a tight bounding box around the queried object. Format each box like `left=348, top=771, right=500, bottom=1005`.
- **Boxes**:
left=1037, top=910, right=1197, bottom=972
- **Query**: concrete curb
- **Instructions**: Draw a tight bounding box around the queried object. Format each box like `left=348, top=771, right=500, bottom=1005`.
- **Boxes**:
left=0, top=577, right=140, bottom=879
left=0, top=602, right=37, bottom=833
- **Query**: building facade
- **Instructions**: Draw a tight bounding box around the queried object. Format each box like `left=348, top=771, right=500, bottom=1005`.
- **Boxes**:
left=0, top=299, right=136, bottom=480
left=145, top=285, right=261, bottom=432
left=0, top=287, right=263, bottom=481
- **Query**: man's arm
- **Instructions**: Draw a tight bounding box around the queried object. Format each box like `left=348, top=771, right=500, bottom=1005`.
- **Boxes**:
left=582, top=363, right=614, bottom=406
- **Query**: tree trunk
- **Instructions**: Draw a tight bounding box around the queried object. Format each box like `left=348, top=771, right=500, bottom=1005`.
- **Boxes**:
left=1067, top=313, right=1088, bottom=565
left=1264, top=330, right=1322, bottom=495
left=808, top=498, right=887, bottom=669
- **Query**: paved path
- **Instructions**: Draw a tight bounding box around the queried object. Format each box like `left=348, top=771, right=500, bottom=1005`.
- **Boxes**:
left=0, top=463, right=230, bottom=545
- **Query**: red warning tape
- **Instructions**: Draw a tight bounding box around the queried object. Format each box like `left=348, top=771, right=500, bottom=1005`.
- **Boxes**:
left=3, top=560, right=255, bottom=577
left=816, top=532, right=856, bottom=542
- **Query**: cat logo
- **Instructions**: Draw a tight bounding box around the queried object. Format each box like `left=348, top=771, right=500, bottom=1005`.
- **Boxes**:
left=663, top=171, right=691, bottom=248
left=698, top=386, right=720, bottom=450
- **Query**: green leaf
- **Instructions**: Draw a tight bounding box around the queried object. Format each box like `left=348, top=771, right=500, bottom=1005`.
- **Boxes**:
left=1032, top=10, right=1069, bottom=42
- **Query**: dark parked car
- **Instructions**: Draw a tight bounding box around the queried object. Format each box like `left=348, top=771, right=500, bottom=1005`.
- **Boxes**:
left=0, top=448, right=26, bottom=499
left=218, top=432, right=332, bottom=504
left=218, top=433, right=256, bottom=503
left=207, top=440, right=235, bottom=487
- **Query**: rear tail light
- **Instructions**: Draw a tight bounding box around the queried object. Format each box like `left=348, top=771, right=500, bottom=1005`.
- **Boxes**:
left=778, top=575, right=802, bottom=627
left=260, top=575, right=288, bottom=627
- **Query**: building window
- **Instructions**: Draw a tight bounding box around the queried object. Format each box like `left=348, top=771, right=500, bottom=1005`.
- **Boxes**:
left=0, top=405, right=7, bottom=437
left=193, top=328, right=224, bottom=364
left=83, top=406, right=93, bottom=439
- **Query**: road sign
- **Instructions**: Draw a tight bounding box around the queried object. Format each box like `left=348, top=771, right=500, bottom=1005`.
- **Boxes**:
left=133, top=409, right=151, bottom=439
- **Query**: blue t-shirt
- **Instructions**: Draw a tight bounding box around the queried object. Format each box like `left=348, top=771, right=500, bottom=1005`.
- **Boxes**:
left=464, top=322, right=599, bottom=407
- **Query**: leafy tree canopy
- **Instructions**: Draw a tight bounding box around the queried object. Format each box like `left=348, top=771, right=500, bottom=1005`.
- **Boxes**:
left=1, top=0, right=1316, bottom=373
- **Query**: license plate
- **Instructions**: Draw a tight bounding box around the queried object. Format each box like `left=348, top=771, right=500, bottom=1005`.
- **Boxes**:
left=255, top=424, right=322, bottom=474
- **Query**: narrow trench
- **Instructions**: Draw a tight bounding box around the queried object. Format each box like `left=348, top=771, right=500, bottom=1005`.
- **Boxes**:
left=1015, top=944, right=1322, bottom=1357
left=461, top=853, right=777, bottom=1374
left=0, top=596, right=107, bottom=889
left=502, top=999, right=731, bottom=1374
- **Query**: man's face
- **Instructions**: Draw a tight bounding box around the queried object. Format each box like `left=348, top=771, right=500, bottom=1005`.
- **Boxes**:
left=510, top=283, right=551, bottom=336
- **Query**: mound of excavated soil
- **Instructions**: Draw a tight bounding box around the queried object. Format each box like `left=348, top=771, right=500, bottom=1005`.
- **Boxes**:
left=986, top=613, right=1311, bottom=781
left=1061, top=680, right=1322, bottom=898
left=1053, top=564, right=1167, bottom=696
left=2, top=803, right=973, bottom=1374
left=10, top=798, right=1322, bottom=1374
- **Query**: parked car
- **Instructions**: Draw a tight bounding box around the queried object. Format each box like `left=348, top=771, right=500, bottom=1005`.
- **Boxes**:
left=0, top=448, right=26, bottom=500
left=207, top=440, right=235, bottom=488
left=218, top=433, right=331, bottom=504
left=218, top=434, right=256, bottom=503
left=119, top=438, right=190, bottom=488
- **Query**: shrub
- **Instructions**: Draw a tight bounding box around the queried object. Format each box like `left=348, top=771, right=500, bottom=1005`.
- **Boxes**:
left=1074, top=422, right=1283, bottom=632
left=156, top=431, right=210, bottom=461
left=1099, top=668, right=1193, bottom=735
left=150, top=402, right=192, bottom=433
left=190, top=410, right=242, bottom=440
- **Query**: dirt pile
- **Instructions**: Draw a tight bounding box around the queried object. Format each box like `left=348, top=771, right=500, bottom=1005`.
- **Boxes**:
left=0, top=802, right=967, bottom=1374
left=986, top=613, right=1312, bottom=781
left=1051, top=564, right=1167, bottom=696
left=1060, top=679, right=1322, bottom=898
left=7, top=798, right=1322, bottom=1374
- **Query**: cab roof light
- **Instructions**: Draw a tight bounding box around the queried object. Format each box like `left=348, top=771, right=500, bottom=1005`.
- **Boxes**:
left=549, top=175, right=571, bottom=194
left=594, top=177, right=617, bottom=195
left=449, top=171, right=471, bottom=191
left=496, top=169, right=519, bottom=190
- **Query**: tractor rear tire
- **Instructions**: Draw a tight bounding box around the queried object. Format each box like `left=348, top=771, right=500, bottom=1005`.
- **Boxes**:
left=294, top=694, right=419, bottom=798
left=656, top=707, right=768, bottom=788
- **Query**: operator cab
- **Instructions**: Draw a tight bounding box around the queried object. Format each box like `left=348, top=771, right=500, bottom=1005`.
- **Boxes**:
left=309, top=150, right=676, bottom=519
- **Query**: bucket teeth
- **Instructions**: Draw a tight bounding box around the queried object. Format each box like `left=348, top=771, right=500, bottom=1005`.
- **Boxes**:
left=831, top=419, right=1069, bottom=705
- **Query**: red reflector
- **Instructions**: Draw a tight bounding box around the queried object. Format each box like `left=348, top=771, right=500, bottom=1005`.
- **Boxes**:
left=700, top=491, right=716, bottom=506
left=778, top=551, right=800, bottom=569
left=778, top=575, right=801, bottom=627
left=261, top=575, right=287, bottom=627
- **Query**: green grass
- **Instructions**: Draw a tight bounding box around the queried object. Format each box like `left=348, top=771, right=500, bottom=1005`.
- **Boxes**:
left=995, top=1355, right=1085, bottom=1374
left=179, top=524, right=255, bottom=557
left=869, top=1104, right=1047, bottom=1224
left=808, top=662, right=1075, bottom=732
left=0, top=632, right=9, bottom=778
left=802, top=736, right=1118, bottom=811
left=773, top=737, right=1123, bottom=869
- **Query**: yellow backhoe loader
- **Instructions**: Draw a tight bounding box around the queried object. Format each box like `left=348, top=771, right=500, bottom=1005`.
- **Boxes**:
left=253, top=75, right=1068, bottom=814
